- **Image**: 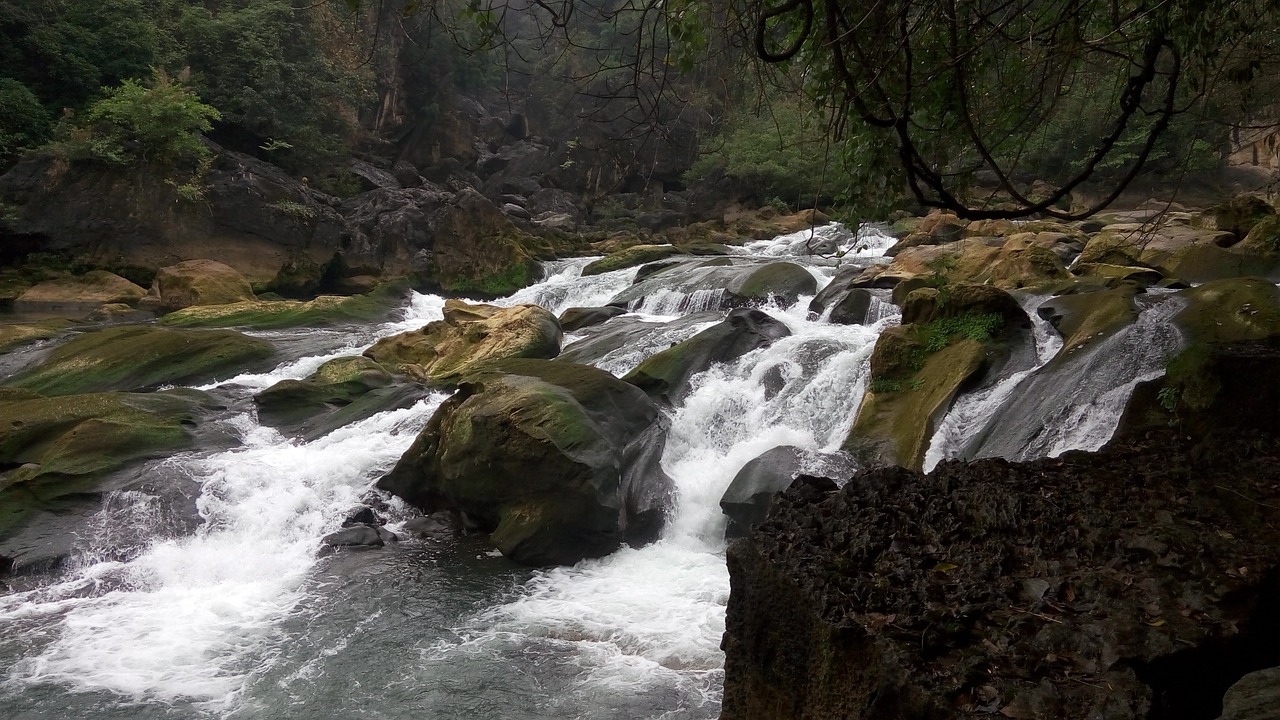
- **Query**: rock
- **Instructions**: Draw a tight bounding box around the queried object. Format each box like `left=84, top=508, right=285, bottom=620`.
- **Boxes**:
left=341, top=505, right=384, bottom=527
left=322, top=523, right=396, bottom=548
left=1153, top=243, right=1280, bottom=283
left=558, top=306, right=626, bottom=332
left=898, top=283, right=1030, bottom=331
left=1237, top=215, right=1280, bottom=255
left=377, top=358, right=673, bottom=566
left=1071, top=262, right=1163, bottom=286
left=720, top=447, right=858, bottom=539
left=0, top=319, right=72, bottom=353
left=255, top=356, right=394, bottom=429
left=87, top=303, right=153, bottom=323
left=392, top=160, right=422, bottom=188
left=624, top=308, right=792, bottom=404
left=401, top=511, right=462, bottom=537
left=1038, top=284, right=1141, bottom=353
left=722, top=421, right=1280, bottom=720
left=888, top=235, right=1070, bottom=290
left=501, top=202, right=531, bottom=220
left=0, top=147, right=351, bottom=286
left=364, top=300, right=561, bottom=387
left=725, top=261, right=818, bottom=307
left=1216, top=667, right=1280, bottom=720
left=5, top=325, right=275, bottom=396
left=1077, top=223, right=1235, bottom=268
left=846, top=336, right=988, bottom=469
left=583, top=244, right=687, bottom=276
left=825, top=289, right=875, bottom=325
left=0, top=389, right=224, bottom=542
left=1209, top=194, right=1275, bottom=241
left=149, top=259, right=256, bottom=311
left=348, top=160, right=401, bottom=191
left=158, top=283, right=407, bottom=329
left=808, top=266, right=863, bottom=316
left=15, top=271, right=147, bottom=310
left=556, top=311, right=721, bottom=370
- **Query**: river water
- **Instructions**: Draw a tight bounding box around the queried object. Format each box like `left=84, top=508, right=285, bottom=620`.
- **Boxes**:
left=0, top=224, right=1172, bottom=719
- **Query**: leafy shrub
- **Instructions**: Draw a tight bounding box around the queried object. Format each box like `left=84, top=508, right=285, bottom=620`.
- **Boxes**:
left=68, top=73, right=220, bottom=166
left=0, top=77, right=50, bottom=162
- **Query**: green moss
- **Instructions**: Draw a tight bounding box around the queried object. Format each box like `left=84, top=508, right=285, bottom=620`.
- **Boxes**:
left=6, top=325, right=275, bottom=396
left=159, top=283, right=407, bottom=329
left=0, top=319, right=73, bottom=353
left=582, top=245, right=686, bottom=276
left=437, top=262, right=534, bottom=297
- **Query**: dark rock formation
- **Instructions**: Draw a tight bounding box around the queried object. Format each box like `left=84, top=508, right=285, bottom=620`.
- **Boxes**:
left=255, top=356, right=395, bottom=430
left=376, top=358, right=672, bottom=566
left=322, top=523, right=397, bottom=548
left=722, top=343, right=1280, bottom=720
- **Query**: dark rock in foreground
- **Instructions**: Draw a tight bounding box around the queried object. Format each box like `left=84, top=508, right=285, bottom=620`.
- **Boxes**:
left=722, top=429, right=1280, bottom=719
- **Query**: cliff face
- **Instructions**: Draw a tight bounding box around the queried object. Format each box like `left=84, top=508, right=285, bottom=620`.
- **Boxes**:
left=722, top=342, right=1280, bottom=720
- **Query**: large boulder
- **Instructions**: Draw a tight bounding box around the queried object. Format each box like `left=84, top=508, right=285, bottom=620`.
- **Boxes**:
left=888, top=235, right=1071, bottom=290
left=376, top=358, right=673, bottom=566
left=1077, top=223, right=1235, bottom=268
left=608, top=259, right=815, bottom=313
left=4, top=325, right=274, bottom=396
left=1216, top=667, right=1280, bottom=720
left=0, top=388, right=226, bottom=565
left=722, top=423, right=1280, bottom=720
left=558, top=306, right=627, bottom=332
left=148, top=259, right=256, bottom=311
left=363, top=300, right=561, bottom=387
left=582, top=244, right=686, bottom=276
left=623, top=308, right=792, bottom=404
left=725, top=262, right=818, bottom=307
left=15, top=271, right=147, bottom=310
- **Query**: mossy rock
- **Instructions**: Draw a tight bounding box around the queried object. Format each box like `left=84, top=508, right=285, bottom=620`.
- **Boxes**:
left=847, top=338, right=987, bottom=470
left=1071, top=262, right=1163, bottom=286
left=149, top=259, right=256, bottom=311
left=1236, top=215, right=1280, bottom=255
left=1038, top=285, right=1140, bottom=355
left=5, top=325, right=275, bottom=396
left=15, top=271, right=147, bottom=309
left=158, top=283, right=407, bottom=329
left=255, top=355, right=395, bottom=428
left=1153, top=243, right=1280, bottom=284
left=900, top=284, right=1028, bottom=331
left=364, top=300, right=561, bottom=387
left=727, top=262, right=817, bottom=305
left=0, top=389, right=220, bottom=537
left=1210, top=194, right=1275, bottom=240
left=582, top=245, right=686, bottom=276
left=0, top=319, right=73, bottom=353
left=1173, top=277, right=1280, bottom=345
left=377, top=357, right=672, bottom=566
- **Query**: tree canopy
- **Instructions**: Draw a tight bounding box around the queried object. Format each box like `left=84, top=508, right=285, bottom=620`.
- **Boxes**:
left=350, top=0, right=1280, bottom=219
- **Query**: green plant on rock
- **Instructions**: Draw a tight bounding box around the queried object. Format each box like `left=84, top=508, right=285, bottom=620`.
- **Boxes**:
left=869, top=378, right=903, bottom=393
left=67, top=71, right=219, bottom=167
left=918, top=313, right=1005, bottom=352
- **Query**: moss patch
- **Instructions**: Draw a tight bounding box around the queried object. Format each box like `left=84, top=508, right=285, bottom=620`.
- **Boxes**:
left=158, top=282, right=407, bottom=329
left=0, top=319, right=73, bottom=353
left=582, top=245, right=686, bottom=276
left=6, top=325, right=275, bottom=396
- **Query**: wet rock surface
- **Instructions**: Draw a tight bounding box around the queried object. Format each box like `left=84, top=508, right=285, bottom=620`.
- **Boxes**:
left=722, top=424, right=1280, bottom=720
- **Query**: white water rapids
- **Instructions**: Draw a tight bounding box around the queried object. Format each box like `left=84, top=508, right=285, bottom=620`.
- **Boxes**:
left=0, top=222, right=1171, bottom=719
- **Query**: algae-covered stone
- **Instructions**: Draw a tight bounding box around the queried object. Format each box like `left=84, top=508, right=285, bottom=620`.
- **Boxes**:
left=726, top=262, right=817, bottom=306
left=1153, top=243, right=1280, bottom=283
left=1209, top=193, right=1275, bottom=240
left=364, top=299, right=561, bottom=387
left=888, top=236, right=1070, bottom=291
left=847, top=338, right=986, bottom=470
left=624, top=308, right=791, bottom=404
left=255, top=355, right=395, bottom=428
left=159, top=283, right=406, bottom=329
left=582, top=245, right=686, bottom=276
left=15, top=271, right=147, bottom=309
left=1037, top=284, right=1140, bottom=354
left=6, top=325, right=275, bottom=396
left=377, top=358, right=672, bottom=566
left=0, top=389, right=222, bottom=538
left=0, top=319, right=73, bottom=353
left=149, top=259, right=256, bottom=311
left=1174, top=277, right=1280, bottom=344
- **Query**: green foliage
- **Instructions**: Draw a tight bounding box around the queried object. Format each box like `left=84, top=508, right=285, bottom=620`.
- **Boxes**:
left=687, top=98, right=853, bottom=207
left=1163, top=344, right=1219, bottom=411
left=0, top=78, right=50, bottom=162
left=869, top=378, right=903, bottom=393
left=917, top=313, right=1005, bottom=352
left=68, top=73, right=219, bottom=166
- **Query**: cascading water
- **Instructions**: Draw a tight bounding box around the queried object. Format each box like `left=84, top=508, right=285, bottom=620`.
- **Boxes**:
left=0, top=221, right=1170, bottom=719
